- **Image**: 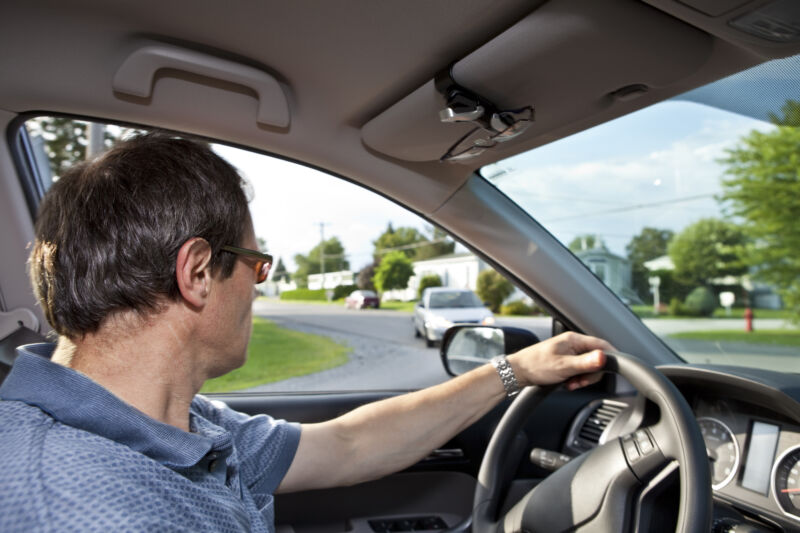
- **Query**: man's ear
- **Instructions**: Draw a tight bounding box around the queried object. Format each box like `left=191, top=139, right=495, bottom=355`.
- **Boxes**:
left=175, top=238, right=214, bottom=308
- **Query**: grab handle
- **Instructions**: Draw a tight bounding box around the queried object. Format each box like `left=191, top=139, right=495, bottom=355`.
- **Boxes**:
left=113, top=43, right=290, bottom=127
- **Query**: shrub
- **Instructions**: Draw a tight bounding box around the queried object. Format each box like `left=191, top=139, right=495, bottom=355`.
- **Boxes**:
left=417, top=274, right=443, bottom=298
left=684, top=286, right=716, bottom=317
left=668, top=297, right=689, bottom=317
left=476, top=269, right=514, bottom=313
left=280, top=288, right=328, bottom=301
left=332, top=284, right=358, bottom=300
left=500, top=300, right=533, bottom=316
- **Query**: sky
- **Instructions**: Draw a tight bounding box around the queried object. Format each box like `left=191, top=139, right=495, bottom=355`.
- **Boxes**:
left=483, top=100, right=774, bottom=256
left=213, top=145, right=436, bottom=272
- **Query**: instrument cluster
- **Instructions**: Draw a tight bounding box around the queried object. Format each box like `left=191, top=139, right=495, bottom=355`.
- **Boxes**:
left=692, top=395, right=800, bottom=526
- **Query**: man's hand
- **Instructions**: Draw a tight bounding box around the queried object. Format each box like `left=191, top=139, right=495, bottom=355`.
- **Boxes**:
left=507, top=331, right=613, bottom=391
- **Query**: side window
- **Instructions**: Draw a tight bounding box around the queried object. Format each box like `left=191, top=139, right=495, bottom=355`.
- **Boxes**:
left=22, top=117, right=550, bottom=394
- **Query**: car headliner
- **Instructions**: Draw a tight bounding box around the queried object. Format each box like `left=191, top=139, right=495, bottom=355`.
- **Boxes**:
left=1, top=0, right=798, bottom=365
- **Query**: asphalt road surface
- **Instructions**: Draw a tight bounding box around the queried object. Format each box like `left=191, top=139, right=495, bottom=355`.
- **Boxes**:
left=249, top=300, right=797, bottom=391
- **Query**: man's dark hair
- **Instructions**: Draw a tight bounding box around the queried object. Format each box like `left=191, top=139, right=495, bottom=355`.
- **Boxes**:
left=29, top=132, right=250, bottom=338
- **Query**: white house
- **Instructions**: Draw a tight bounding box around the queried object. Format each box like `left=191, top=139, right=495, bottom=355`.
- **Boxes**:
left=381, top=252, right=536, bottom=304
left=307, top=270, right=354, bottom=290
left=573, top=245, right=641, bottom=304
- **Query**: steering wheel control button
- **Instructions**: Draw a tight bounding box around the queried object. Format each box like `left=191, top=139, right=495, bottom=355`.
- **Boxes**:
left=622, top=435, right=640, bottom=462
left=635, top=430, right=654, bottom=455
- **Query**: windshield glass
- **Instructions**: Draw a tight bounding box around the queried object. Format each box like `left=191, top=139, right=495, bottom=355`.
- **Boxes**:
left=429, top=291, right=483, bottom=309
left=483, top=54, right=800, bottom=372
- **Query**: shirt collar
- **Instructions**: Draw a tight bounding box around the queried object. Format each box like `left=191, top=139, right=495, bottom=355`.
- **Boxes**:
left=0, top=343, right=231, bottom=468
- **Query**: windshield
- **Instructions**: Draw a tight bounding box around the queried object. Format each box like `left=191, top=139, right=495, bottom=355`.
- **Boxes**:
left=483, top=53, right=800, bottom=372
left=429, top=291, right=483, bottom=309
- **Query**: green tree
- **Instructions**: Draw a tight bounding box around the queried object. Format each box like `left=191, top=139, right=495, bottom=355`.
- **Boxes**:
left=293, top=237, right=349, bottom=288
left=476, top=269, right=513, bottom=313
left=29, top=118, right=122, bottom=177
left=417, top=274, right=443, bottom=298
left=568, top=234, right=606, bottom=253
left=721, top=99, right=800, bottom=319
left=625, top=227, right=674, bottom=303
left=373, top=224, right=455, bottom=261
left=373, top=223, right=425, bottom=260
left=414, top=226, right=456, bottom=261
left=373, top=251, right=414, bottom=293
left=667, top=218, right=746, bottom=287
left=271, top=258, right=290, bottom=283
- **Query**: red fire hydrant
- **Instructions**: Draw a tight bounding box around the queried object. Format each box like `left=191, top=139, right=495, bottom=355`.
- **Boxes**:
left=744, top=307, right=753, bottom=332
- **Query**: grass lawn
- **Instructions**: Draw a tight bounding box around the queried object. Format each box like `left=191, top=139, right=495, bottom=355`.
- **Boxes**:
left=711, top=308, right=794, bottom=319
left=379, top=300, right=417, bottom=313
left=669, top=329, right=800, bottom=347
left=630, top=305, right=794, bottom=320
left=200, top=317, right=350, bottom=393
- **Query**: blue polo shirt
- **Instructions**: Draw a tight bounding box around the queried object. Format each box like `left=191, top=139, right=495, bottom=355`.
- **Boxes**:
left=0, top=344, right=301, bottom=532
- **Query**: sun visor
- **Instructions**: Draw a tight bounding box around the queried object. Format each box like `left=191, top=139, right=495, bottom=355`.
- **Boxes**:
left=362, top=0, right=712, bottom=163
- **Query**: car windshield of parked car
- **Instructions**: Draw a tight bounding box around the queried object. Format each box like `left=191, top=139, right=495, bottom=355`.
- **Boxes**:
left=429, top=291, right=483, bottom=309
left=483, top=53, right=800, bottom=373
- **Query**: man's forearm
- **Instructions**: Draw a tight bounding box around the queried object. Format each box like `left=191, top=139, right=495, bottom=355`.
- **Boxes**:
left=278, top=362, right=506, bottom=492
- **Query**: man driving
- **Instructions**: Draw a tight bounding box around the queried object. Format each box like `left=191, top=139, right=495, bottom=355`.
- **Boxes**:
left=0, top=133, right=610, bottom=532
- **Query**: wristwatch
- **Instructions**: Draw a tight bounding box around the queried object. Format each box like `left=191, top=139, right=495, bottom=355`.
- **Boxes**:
left=490, top=355, right=521, bottom=397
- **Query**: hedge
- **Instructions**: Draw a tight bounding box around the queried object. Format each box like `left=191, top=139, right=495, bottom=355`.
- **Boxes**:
left=332, top=284, right=358, bottom=300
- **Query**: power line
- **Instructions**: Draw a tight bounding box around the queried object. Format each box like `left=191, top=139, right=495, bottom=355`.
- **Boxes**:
left=544, top=193, right=716, bottom=223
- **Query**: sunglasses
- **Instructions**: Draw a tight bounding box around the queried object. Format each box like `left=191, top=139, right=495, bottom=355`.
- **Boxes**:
left=221, top=245, right=273, bottom=284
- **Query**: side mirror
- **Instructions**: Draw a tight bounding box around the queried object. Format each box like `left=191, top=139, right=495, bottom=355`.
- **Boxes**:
left=440, top=325, right=540, bottom=376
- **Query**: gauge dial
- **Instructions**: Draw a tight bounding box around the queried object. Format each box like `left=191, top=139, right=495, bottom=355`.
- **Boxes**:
left=772, top=446, right=800, bottom=521
left=698, top=417, right=739, bottom=490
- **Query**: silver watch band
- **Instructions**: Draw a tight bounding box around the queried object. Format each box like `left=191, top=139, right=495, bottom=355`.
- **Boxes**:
left=490, top=355, right=521, bottom=397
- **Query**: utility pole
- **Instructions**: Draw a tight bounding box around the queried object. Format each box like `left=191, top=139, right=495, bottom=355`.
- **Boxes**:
left=86, top=122, right=105, bottom=159
left=318, top=222, right=329, bottom=290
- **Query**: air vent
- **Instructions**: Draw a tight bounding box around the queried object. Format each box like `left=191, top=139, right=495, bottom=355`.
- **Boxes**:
left=576, top=400, right=626, bottom=447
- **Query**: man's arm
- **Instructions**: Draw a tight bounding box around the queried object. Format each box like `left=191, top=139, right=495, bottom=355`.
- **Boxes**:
left=277, top=332, right=611, bottom=492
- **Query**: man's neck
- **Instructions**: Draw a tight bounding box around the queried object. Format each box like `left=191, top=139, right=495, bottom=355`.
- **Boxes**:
left=52, top=309, right=206, bottom=432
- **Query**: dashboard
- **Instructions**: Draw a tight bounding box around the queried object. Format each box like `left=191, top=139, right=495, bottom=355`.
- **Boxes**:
left=662, top=364, right=800, bottom=532
left=572, top=364, right=800, bottom=532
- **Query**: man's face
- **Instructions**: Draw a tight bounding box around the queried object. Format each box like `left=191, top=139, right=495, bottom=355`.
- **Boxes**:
left=202, top=218, right=259, bottom=379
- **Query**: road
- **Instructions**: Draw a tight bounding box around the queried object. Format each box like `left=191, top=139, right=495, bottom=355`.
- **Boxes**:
left=249, top=300, right=798, bottom=391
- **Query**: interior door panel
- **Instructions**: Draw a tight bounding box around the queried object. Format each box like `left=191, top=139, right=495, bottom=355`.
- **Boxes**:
left=212, top=383, right=608, bottom=530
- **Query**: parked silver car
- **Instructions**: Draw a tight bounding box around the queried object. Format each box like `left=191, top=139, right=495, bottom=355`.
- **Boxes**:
left=413, top=288, right=494, bottom=347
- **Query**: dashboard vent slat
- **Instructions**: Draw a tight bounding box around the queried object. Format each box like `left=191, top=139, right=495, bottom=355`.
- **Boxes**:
left=576, top=400, right=625, bottom=446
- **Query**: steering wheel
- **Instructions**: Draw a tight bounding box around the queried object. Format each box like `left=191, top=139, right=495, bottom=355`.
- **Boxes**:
left=471, top=352, right=711, bottom=533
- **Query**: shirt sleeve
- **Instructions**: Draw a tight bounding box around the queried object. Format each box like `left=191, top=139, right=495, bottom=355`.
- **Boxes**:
left=192, top=395, right=302, bottom=494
